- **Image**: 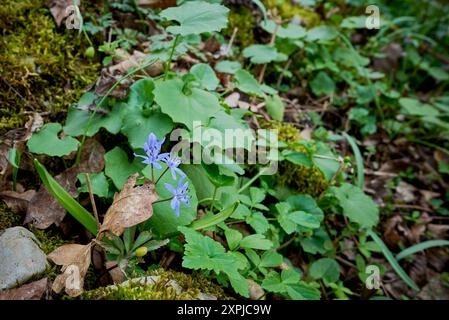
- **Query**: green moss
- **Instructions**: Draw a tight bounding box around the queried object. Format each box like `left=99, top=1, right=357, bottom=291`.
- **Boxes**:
left=81, top=269, right=232, bottom=300
left=30, top=228, right=69, bottom=254
left=265, top=0, right=321, bottom=26
left=261, top=120, right=328, bottom=197
left=0, top=0, right=99, bottom=134
left=223, top=6, right=256, bottom=48
left=0, top=202, right=22, bottom=231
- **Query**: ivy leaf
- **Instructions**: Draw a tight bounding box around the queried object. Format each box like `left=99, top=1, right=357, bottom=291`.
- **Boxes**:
left=309, top=258, right=340, bottom=284
left=160, top=1, right=229, bottom=36
left=240, top=234, right=273, bottom=250
left=234, top=69, right=264, bottom=97
left=310, top=71, right=335, bottom=96
left=190, top=63, right=220, bottom=91
left=77, top=172, right=109, bottom=198
left=154, top=77, right=222, bottom=131
left=28, top=123, right=79, bottom=157
left=104, top=147, right=143, bottom=190
left=331, top=183, right=379, bottom=228
left=179, top=226, right=249, bottom=297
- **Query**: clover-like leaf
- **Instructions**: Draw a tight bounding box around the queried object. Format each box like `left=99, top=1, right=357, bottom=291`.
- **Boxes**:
left=28, top=123, right=79, bottom=157
left=160, top=1, right=229, bottom=36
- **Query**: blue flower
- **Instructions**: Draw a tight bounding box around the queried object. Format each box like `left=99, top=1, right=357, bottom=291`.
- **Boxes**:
left=162, top=154, right=186, bottom=180
left=134, top=133, right=168, bottom=169
left=164, top=177, right=191, bottom=216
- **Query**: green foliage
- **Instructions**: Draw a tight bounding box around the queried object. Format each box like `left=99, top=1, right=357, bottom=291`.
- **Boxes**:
left=27, top=123, right=80, bottom=157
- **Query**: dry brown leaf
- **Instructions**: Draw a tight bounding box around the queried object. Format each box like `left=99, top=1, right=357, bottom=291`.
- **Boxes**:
left=0, top=278, right=48, bottom=300
left=138, top=0, right=176, bottom=9
left=46, top=0, right=79, bottom=27
left=99, top=173, right=158, bottom=236
left=48, top=243, right=92, bottom=297
left=0, top=190, right=36, bottom=214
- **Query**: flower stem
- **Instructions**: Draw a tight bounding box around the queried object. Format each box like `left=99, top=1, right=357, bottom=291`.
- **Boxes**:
left=154, top=167, right=169, bottom=186
left=153, top=197, right=173, bottom=205
left=164, top=34, right=180, bottom=80
left=151, top=165, right=155, bottom=184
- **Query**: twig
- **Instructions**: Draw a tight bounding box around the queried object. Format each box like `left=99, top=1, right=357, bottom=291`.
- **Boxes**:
left=224, top=27, right=238, bottom=56
left=276, top=59, right=292, bottom=87
left=86, top=173, right=100, bottom=230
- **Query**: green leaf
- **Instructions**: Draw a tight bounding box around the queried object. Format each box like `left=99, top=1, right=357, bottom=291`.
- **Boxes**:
left=340, top=16, right=367, bottom=29
left=332, top=183, right=379, bottom=229
left=260, top=250, right=283, bottom=268
left=127, top=78, right=155, bottom=109
left=306, top=26, right=338, bottom=42
left=286, top=282, right=321, bottom=300
left=160, top=1, right=229, bottom=36
left=190, top=63, right=220, bottom=91
left=28, top=123, right=79, bottom=157
left=289, top=211, right=320, bottom=229
left=144, top=164, right=198, bottom=237
left=225, top=228, right=243, bottom=251
left=215, top=60, right=241, bottom=74
left=260, top=20, right=306, bottom=39
left=179, top=226, right=249, bottom=297
left=33, top=159, right=97, bottom=235
left=154, top=77, right=222, bottom=131
left=77, top=172, right=109, bottom=198
left=282, top=150, right=312, bottom=167
left=367, top=229, right=419, bottom=291
left=342, top=132, right=364, bottom=189
left=121, top=109, right=174, bottom=150
left=265, top=94, right=284, bottom=121
left=310, top=71, right=335, bottom=96
left=396, top=240, right=449, bottom=261
left=234, top=69, right=264, bottom=97
left=243, top=44, right=278, bottom=64
left=202, top=163, right=235, bottom=187
left=240, top=234, right=273, bottom=250
left=246, top=211, right=269, bottom=234
left=399, top=98, right=439, bottom=117
left=190, top=202, right=238, bottom=231
left=104, top=147, right=143, bottom=190
left=309, top=258, right=340, bottom=284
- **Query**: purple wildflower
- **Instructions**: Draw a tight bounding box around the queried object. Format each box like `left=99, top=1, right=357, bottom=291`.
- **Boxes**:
left=164, top=177, right=191, bottom=216
left=134, top=133, right=168, bottom=169
left=162, top=154, right=186, bottom=180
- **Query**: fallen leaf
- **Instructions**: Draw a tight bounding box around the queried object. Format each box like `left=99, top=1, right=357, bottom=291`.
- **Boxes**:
left=138, top=0, right=176, bottom=9
left=0, top=278, right=48, bottom=300
left=99, top=173, right=158, bottom=236
left=46, top=0, right=79, bottom=27
left=48, top=243, right=92, bottom=297
left=0, top=190, right=36, bottom=213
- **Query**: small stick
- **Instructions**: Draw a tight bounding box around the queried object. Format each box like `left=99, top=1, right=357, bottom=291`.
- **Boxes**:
left=224, top=27, right=238, bottom=56
left=86, top=173, right=100, bottom=230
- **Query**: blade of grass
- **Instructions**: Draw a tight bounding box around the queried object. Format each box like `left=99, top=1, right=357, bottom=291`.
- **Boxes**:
left=367, top=229, right=419, bottom=291
left=396, top=240, right=449, bottom=261
left=342, top=132, right=364, bottom=189
left=34, top=159, right=98, bottom=235
left=190, top=202, right=238, bottom=231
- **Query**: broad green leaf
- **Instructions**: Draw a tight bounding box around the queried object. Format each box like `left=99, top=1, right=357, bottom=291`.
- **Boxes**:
left=309, top=258, right=340, bottom=284
left=77, top=172, right=109, bottom=198
left=225, top=228, right=243, bottom=251
left=332, top=183, right=379, bottom=228
left=144, top=164, right=198, bottom=237
left=190, top=63, right=220, bottom=91
left=282, top=150, right=312, bottom=167
left=300, top=228, right=332, bottom=255
left=340, top=16, right=367, bottom=29
left=28, top=123, right=79, bottom=157
left=104, top=147, right=143, bottom=190
left=399, top=98, right=439, bottom=117
left=306, top=26, right=338, bottom=42
left=240, top=234, right=273, bottom=250
left=154, top=77, right=222, bottom=131
left=260, top=250, right=283, bottom=268
left=246, top=211, right=269, bottom=234
left=234, top=69, right=264, bottom=97
left=310, top=71, right=335, bottom=96
left=265, top=94, right=284, bottom=121
left=160, top=1, right=229, bottom=36
left=286, top=194, right=324, bottom=221
left=243, top=44, right=278, bottom=64
left=190, top=202, right=238, bottom=230
left=127, top=78, right=155, bottom=109
left=286, top=282, right=321, bottom=300
left=215, top=60, right=241, bottom=74
left=202, top=163, right=236, bottom=187
left=289, top=211, right=320, bottom=229
left=313, top=143, right=340, bottom=181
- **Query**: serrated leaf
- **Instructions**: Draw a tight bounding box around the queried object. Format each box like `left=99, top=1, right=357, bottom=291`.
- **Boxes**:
left=240, top=234, right=273, bottom=250
left=160, top=1, right=229, bottom=36
left=28, top=123, right=79, bottom=157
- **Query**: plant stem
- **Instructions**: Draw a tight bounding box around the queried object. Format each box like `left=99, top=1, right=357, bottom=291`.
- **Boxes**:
left=151, top=165, right=155, bottom=184
left=164, top=34, right=180, bottom=80
left=154, top=167, right=169, bottom=186
left=211, top=186, right=218, bottom=212
left=238, top=166, right=270, bottom=194
left=153, top=197, right=174, bottom=205
left=85, top=173, right=100, bottom=230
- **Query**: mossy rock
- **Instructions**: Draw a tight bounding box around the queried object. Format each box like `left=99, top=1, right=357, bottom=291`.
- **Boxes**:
left=264, top=0, right=321, bottom=26
left=261, top=120, right=328, bottom=197
left=223, top=5, right=257, bottom=48
left=0, top=0, right=99, bottom=134
left=81, top=269, right=232, bottom=300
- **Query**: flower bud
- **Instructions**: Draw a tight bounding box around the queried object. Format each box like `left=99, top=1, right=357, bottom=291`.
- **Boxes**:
left=135, top=246, right=148, bottom=257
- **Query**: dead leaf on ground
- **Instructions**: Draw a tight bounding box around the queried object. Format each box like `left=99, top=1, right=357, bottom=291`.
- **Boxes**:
left=46, top=0, right=79, bottom=27
left=0, top=278, right=48, bottom=300
left=138, top=0, right=175, bottom=9
left=99, top=173, right=158, bottom=236
left=48, top=243, right=92, bottom=297
left=0, top=190, right=36, bottom=214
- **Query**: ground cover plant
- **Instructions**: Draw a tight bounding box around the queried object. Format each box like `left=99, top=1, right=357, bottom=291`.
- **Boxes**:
left=1, top=0, right=449, bottom=300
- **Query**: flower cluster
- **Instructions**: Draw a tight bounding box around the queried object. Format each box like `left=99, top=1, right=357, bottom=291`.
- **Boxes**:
left=135, top=133, right=191, bottom=216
